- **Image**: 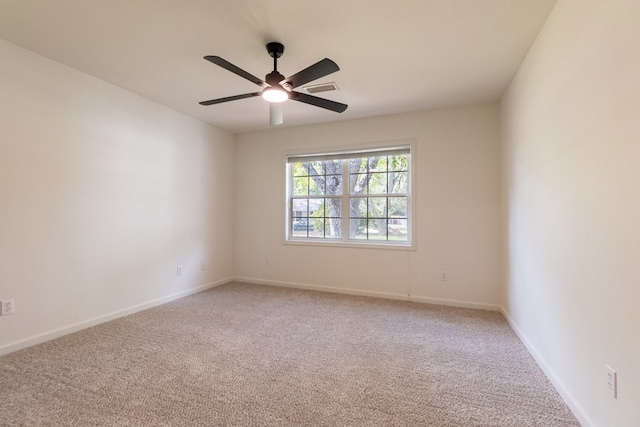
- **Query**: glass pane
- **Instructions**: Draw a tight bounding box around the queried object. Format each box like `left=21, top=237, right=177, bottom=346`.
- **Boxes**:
left=303, top=161, right=323, bottom=175
left=309, top=199, right=324, bottom=218
left=368, top=197, right=387, bottom=218
left=293, top=177, right=308, bottom=195
left=308, top=176, right=324, bottom=195
left=388, top=197, right=407, bottom=217
left=291, top=218, right=309, bottom=236
left=292, top=199, right=308, bottom=216
left=325, top=198, right=341, bottom=218
left=349, top=198, right=367, bottom=218
left=389, top=155, right=408, bottom=171
left=325, top=218, right=341, bottom=238
left=388, top=171, right=408, bottom=193
left=350, top=219, right=367, bottom=239
left=324, top=160, right=342, bottom=175
left=350, top=173, right=367, bottom=194
left=388, top=219, right=408, bottom=241
left=308, top=218, right=324, bottom=238
left=368, top=173, right=387, bottom=194
left=325, top=174, right=342, bottom=195
left=368, top=218, right=387, bottom=240
left=349, top=158, right=367, bottom=174
left=367, top=156, right=384, bottom=172
left=292, top=162, right=308, bottom=177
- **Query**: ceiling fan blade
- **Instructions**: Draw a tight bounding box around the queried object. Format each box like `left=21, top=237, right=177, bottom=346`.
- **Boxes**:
left=289, top=92, right=348, bottom=113
left=270, top=103, right=284, bottom=126
left=204, top=56, right=267, bottom=87
left=282, top=58, right=339, bottom=89
left=199, top=92, right=261, bottom=106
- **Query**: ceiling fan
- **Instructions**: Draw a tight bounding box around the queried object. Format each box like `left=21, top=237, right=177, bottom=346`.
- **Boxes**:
left=199, top=42, right=348, bottom=125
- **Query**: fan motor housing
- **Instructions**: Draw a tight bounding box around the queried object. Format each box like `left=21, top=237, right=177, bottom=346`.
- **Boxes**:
left=265, top=70, right=285, bottom=86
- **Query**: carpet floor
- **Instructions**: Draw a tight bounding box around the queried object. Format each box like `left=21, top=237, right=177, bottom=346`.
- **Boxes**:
left=0, top=282, right=580, bottom=426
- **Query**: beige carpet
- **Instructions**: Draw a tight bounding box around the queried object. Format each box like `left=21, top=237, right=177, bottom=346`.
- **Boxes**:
left=1, top=282, right=579, bottom=426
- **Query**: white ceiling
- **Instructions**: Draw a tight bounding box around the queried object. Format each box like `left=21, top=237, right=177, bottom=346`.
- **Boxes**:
left=0, top=0, right=557, bottom=134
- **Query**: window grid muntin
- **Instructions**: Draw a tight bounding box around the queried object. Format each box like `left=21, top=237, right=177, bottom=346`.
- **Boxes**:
left=348, top=194, right=408, bottom=241
left=290, top=196, right=342, bottom=239
left=288, top=149, right=410, bottom=245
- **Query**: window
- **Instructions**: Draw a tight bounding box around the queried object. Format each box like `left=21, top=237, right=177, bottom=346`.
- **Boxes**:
left=286, top=144, right=412, bottom=247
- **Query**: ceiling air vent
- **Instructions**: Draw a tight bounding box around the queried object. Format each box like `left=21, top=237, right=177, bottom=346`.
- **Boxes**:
left=303, top=82, right=339, bottom=94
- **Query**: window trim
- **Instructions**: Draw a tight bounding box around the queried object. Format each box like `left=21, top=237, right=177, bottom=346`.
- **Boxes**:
left=283, top=140, right=416, bottom=251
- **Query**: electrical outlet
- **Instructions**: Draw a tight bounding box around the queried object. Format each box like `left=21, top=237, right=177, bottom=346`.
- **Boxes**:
left=606, top=365, right=617, bottom=398
left=177, top=265, right=183, bottom=276
left=440, top=271, right=448, bottom=281
left=265, top=258, right=270, bottom=266
left=1, top=299, right=15, bottom=316
left=200, top=261, right=206, bottom=271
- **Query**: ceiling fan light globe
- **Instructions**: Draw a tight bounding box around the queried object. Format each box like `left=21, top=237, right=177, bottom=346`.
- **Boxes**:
left=262, top=88, right=288, bottom=103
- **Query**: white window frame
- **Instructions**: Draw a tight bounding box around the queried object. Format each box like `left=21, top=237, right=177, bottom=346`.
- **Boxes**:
left=284, top=140, right=416, bottom=250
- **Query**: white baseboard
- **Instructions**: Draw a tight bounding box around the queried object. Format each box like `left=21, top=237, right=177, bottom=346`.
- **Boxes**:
left=0, top=277, right=232, bottom=356
left=409, top=295, right=502, bottom=311
left=500, top=307, right=593, bottom=427
left=233, top=276, right=502, bottom=311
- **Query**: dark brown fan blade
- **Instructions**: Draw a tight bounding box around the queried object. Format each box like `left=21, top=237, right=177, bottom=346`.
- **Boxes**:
left=199, top=92, right=261, bottom=106
left=204, top=56, right=267, bottom=87
left=289, top=91, right=348, bottom=113
left=281, top=58, right=339, bottom=89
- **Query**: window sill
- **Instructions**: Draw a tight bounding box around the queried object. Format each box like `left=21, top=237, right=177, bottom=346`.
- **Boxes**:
left=283, top=238, right=416, bottom=251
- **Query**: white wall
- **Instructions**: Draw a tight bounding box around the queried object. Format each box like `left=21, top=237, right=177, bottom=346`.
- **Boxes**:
left=0, top=40, right=235, bottom=353
left=501, top=0, right=640, bottom=425
left=234, top=104, right=502, bottom=308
